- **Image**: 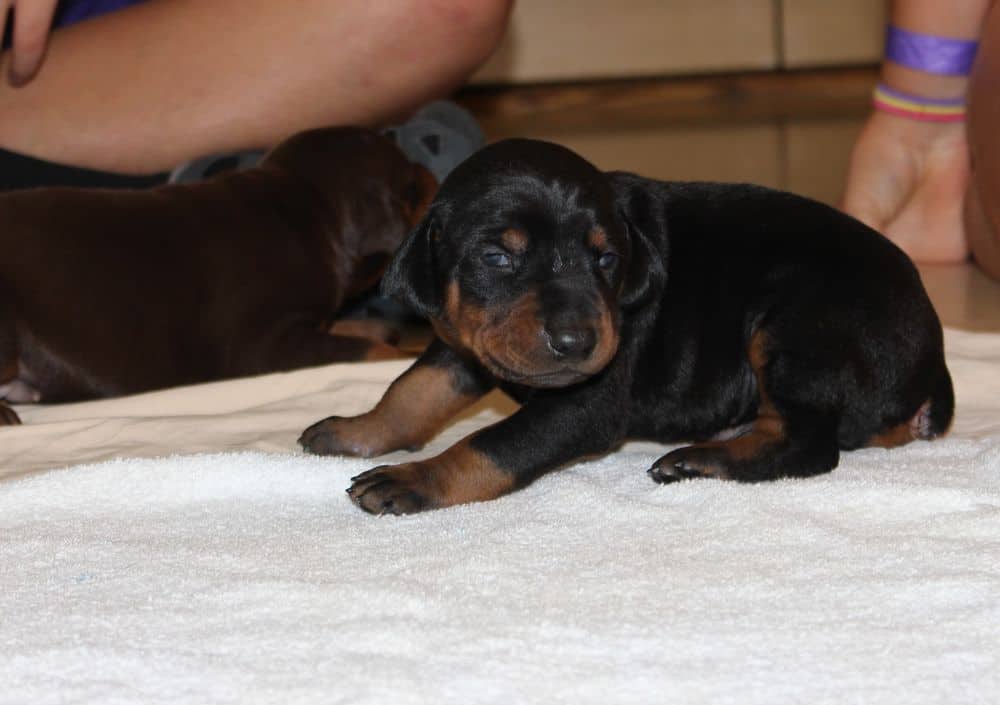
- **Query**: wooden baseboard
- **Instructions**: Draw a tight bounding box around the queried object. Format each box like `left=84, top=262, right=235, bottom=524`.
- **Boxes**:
left=456, top=67, right=878, bottom=137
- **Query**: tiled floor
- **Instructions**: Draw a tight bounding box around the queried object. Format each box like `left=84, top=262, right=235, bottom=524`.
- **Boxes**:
left=462, top=74, right=1000, bottom=332
left=919, top=264, right=1000, bottom=332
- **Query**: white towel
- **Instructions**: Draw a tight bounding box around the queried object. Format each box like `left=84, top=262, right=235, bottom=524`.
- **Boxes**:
left=1, top=329, right=998, bottom=704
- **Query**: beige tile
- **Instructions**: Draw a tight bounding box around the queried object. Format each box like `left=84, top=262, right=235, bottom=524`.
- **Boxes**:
left=474, top=0, right=777, bottom=84
left=784, top=118, right=864, bottom=204
left=781, top=0, right=886, bottom=68
left=522, top=124, right=783, bottom=186
left=919, top=264, right=1000, bottom=332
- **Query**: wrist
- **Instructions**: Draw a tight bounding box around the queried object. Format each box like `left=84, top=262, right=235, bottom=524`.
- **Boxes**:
left=879, top=61, right=969, bottom=102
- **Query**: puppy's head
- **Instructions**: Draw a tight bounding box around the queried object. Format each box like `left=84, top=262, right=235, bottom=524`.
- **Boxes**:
left=265, top=126, right=438, bottom=295
left=383, top=138, right=658, bottom=388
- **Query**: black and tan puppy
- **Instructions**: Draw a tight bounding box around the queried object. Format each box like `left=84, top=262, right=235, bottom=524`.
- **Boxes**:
left=300, top=138, right=954, bottom=514
left=0, top=127, right=437, bottom=424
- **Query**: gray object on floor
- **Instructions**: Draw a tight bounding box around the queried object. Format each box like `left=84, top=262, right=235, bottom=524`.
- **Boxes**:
left=384, top=100, right=486, bottom=183
left=169, top=150, right=266, bottom=184
left=357, top=100, right=487, bottom=322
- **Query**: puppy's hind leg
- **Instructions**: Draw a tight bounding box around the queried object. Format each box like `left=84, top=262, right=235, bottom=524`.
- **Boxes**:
left=649, top=407, right=840, bottom=484
left=864, top=366, right=954, bottom=448
left=649, top=329, right=841, bottom=484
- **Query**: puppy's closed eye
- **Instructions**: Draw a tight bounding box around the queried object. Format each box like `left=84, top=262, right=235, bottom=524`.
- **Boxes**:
left=596, top=252, right=618, bottom=270
left=482, top=251, right=514, bottom=269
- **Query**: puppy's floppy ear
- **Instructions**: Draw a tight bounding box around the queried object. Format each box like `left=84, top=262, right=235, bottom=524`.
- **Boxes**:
left=380, top=208, right=442, bottom=318
left=611, top=172, right=666, bottom=310
left=619, top=207, right=665, bottom=310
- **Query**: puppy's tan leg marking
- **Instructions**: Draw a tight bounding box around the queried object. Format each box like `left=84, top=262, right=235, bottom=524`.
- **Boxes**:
left=347, top=439, right=515, bottom=514
left=712, top=329, right=786, bottom=463
left=299, top=363, right=480, bottom=457
left=650, top=329, right=787, bottom=481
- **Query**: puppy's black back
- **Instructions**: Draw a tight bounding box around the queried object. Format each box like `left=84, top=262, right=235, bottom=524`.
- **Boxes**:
left=611, top=173, right=952, bottom=448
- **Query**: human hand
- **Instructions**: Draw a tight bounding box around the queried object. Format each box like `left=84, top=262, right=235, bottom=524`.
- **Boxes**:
left=2, top=0, right=60, bottom=86
left=842, top=109, right=971, bottom=264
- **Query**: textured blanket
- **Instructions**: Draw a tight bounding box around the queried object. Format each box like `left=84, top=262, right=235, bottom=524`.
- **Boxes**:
left=2, top=329, right=998, bottom=704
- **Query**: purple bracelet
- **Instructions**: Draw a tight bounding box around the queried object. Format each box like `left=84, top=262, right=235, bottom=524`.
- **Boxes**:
left=886, top=26, right=979, bottom=76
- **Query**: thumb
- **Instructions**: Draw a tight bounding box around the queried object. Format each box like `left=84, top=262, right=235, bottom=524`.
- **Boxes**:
left=8, top=0, right=59, bottom=86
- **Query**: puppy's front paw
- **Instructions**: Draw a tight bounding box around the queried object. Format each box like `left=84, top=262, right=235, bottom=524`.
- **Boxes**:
left=299, top=416, right=375, bottom=457
left=300, top=411, right=423, bottom=458
left=347, top=463, right=436, bottom=515
left=647, top=445, right=731, bottom=484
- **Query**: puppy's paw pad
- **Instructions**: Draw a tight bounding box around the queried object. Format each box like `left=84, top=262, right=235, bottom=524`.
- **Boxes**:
left=347, top=465, right=433, bottom=515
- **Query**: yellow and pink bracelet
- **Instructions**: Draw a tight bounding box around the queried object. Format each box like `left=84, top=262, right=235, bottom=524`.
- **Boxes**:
left=872, top=84, right=966, bottom=123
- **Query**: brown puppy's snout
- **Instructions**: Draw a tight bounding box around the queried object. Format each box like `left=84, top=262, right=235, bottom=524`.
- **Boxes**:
left=543, top=322, right=597, bottom=361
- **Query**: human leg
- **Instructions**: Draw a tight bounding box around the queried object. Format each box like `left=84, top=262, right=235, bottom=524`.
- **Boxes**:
left=0, top=0, right=511, bottom=174
left=965, top=2, right=1000, bottom=279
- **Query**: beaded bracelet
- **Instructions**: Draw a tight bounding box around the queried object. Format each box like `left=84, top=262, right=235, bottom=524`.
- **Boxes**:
left=872, top=84, right=966, bottom=123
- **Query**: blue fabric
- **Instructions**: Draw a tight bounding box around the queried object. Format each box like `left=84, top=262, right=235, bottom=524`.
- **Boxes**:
left=53, top=0, right=147, bottom=27
left=885, top=25, right=979, bottom=76
left=3, top=0, right=146, bottom=49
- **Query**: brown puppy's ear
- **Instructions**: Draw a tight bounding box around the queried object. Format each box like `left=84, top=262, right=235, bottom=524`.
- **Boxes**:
left=619, top=208, right=665, bottom=310
left=380, top=209, right=442, bottom=318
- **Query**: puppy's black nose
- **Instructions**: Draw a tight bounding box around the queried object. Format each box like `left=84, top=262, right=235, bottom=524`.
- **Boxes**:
left=545, top=325, right=597, bottom=360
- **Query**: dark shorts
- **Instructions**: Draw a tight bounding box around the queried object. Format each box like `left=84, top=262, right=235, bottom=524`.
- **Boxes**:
left=0, top=149, right=166, bottom=191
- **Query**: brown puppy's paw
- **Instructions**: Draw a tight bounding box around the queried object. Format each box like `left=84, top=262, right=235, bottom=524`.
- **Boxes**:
left=647, top=446, right=732, bottom=484
left=347, top=463, right=436, bottom=515
left=0, top=402, right=22, bottom=426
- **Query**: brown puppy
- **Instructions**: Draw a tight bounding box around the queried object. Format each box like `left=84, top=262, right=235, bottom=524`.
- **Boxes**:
left=0, top=127, right=437, bottom=425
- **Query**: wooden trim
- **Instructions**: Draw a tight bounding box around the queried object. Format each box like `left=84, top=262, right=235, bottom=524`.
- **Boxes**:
left=457, top=67, right=878, bottom=137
